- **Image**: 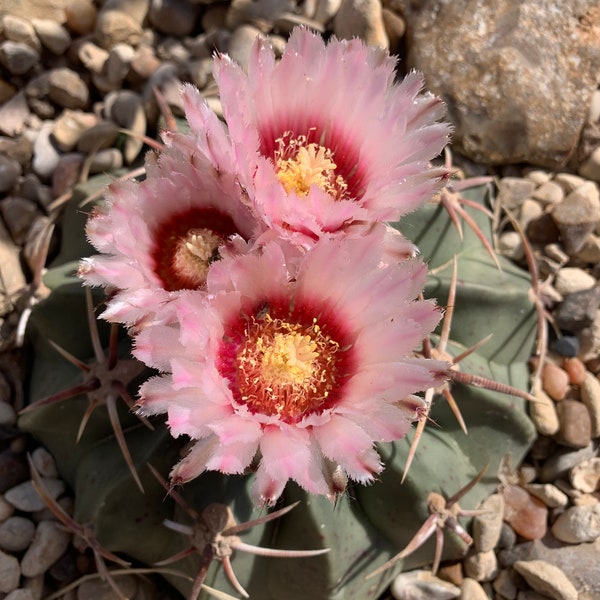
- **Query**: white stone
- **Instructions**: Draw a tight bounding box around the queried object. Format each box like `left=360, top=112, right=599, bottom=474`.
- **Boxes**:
left=513, top=560, right=577, bottom=600
left=525, top=483, right=568, bottom=508
left=460, top=578, right=488, bottom=600
left=31, top=18, right=71, bottom=54
left=1, top=14, right=40, bottom=51
left=551, top=504, right=600, bottom=544
left=4, top=478, right=65, bottom=512
left=532, top=181, right=564, bottom=204
left=30, top=447, right=58, bottom=479
left=498, top=231, right=524, bottom=261
left=580, top=371, right=600, bottom=438
left=20, top=520, right=71, bottom=577
left=473, top=494, right=504, bottom=552
left=529, top=389, right=559, bottom=436
left=77, top=41, right=109, bottom=74
left=0, top=516, right=36, bottom=552
left=463, top=550, right=498, bottom=582
left=391, top=569, right=460, bottom=600
left=554, top=267, right=596, bottom=295
left=570, top=457, right=600, bottom=493
left=0, top=549, right=20, bottom=593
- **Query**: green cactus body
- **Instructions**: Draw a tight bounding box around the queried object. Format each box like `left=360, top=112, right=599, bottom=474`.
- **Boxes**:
left=20, top=179, right=537, bottom=599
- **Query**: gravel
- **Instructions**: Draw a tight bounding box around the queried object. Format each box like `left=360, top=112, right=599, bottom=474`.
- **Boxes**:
left=0, top=1, right=599, bottom=599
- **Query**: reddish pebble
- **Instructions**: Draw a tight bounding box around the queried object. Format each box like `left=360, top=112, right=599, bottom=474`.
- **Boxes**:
left=541, top=362, right=569, bottom=401
left=502, top=484, right=548, bottom=540
left=563, top=357, right=587, bottom=385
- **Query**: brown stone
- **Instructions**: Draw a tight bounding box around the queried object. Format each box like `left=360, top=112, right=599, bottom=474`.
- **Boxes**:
left=563, top=357, right=587, bottom=385
left=556, top=399, right=592, bottom=448
left=541, top=362, right=569, bottom=401
left=404, top=0, right=600, bottom=168
left=501, top=484, right=548, bottom=540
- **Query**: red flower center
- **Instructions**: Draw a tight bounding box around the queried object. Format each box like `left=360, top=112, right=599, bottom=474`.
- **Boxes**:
left=217, top=301, right=354, bottom=423
left=151, top=207, right=241, bottom=292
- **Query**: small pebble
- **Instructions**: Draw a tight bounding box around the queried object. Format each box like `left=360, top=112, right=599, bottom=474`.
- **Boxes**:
left=555, top=285, right=600, bottom=332
left=531, top=181, right=564, bottom=204
left=463, top=550, right=498, bottom=582
left=524, top=169, right=551, bottom=185
left=106, top=89, right=146, bottom=163
left=20, top=520, right=72, bottom=577
left=0, top=41, right=40, bottom=75
left=529, top=389, right=559, bottom=436
left=574, top=232, right=600, bottom=263
left=460, top=577, right=489, bottom=600
left=555, top=399, right=592, bottom=448
left=539, top=442, right=596, bottom=482
left=0, top=549, right=20, bottom=593
left=550, top=334, right=579, bottom=357
left=525, top=483, right=569, bottom=508
left=492, top=569, right=519, bottom=600
left=0, top=516, right=36, bottom=552
left=31, top=122, right=61, bottom=179
left=519, top=198, right=543, bottom=231
left=333, top=0, right=389, bottom=47
left=4, top=478, right=65, bottom=512
left=580, top=371, right=600, bottom=437
left=501, top=484, right=547, bottom=540
left=391, top=570, right=460, bottom=600
left=551, top=503, right=600, bottom=543
left=579, top=146, right=600, bottom=182
left=554, top=173, right=585, bottom=193
left=64, top=0, right=96, bottom=34
left=31, top=18, right=71, bottom=55
left=30, top=447, right=58, bottom=479
left=563, top=357, right=587, bottom=385
left=554, top=267, right=597, bottom=295
left=541, top=362, right=569, bottom=401
left=498, top=231, right=524, bottom=260
left=497, top=177, right=536, bottom=210
left=570, top=457, right=600, bottom=493
left=496, top=522, right=517, bottom=550
left=526, top=212, right=561, bottom=245
left=473, top=494, right=504, bottom=552
left=551, top=182, right=600, bottom=255
left=513, top=560, right=577, bottom=600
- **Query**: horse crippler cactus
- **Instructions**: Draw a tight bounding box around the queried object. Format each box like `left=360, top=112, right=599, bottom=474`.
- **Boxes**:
left=20, top=27, right=537, bottom=600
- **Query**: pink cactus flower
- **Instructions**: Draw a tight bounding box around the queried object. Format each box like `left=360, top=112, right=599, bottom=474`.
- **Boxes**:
left=136, top=227, right=447, bottom=505
left=79, top=134, right=261, bottom=327
left=198, top=27, right=450, bottom=247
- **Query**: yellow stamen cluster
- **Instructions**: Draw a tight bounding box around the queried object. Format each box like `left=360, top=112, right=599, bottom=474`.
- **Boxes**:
left=171, top=228, right=222, bottom=288
left=236, top=311, right=341, bottom=421
left=274, top=133, right=348, bottom=199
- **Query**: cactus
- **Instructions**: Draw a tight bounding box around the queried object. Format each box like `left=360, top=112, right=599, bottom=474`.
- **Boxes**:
left=19, top=173, right=537, bottom=599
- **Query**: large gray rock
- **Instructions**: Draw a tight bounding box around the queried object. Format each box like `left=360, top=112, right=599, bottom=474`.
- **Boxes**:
left=403, top=0, right=600, bottom=168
